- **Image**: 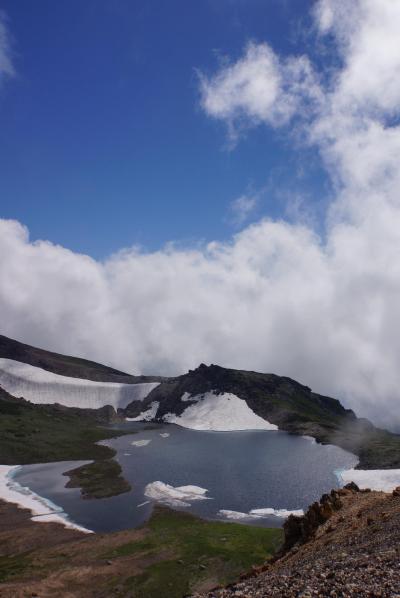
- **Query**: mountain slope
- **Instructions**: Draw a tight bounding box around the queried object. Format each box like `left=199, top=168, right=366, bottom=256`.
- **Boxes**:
left=129, top=363, right=400, bottom=469
left=196, top=484, right=400, bottom=598
left=1, top=334, right=400, bottom=469
left=0, top=334, right=161, bottom=383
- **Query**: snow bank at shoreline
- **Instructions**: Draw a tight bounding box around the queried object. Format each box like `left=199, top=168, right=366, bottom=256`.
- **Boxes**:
left=0, top=465, right=92, bottom=533
left=163, top=391, right=278, bottom=431
left=0, top=358, right=159, bottom=410
left=126, top=401, right=160, bottom=422
left=219, top=507, right=304, bottom=521
left=338, top=468, right=400, bottom=492
left=144, top=481, right=211, bottom=507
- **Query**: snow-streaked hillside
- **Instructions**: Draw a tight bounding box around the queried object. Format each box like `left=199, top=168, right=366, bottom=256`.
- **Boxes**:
left=163, top=390, right=278, bottom=431
left=0, top=358, right=159, bottom=410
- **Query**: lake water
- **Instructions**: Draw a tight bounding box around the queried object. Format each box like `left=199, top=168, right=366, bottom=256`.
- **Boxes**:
left=14, top=423, right=358, bottom=533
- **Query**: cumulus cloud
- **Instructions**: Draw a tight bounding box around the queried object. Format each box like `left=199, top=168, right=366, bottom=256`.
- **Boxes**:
left=2, top=1, right=400, bottom=430
left=0, top=13, right=14, bottom=80
left=314, top=0, right=400, bottom=114
left=198, top=41, right=321, bottom=142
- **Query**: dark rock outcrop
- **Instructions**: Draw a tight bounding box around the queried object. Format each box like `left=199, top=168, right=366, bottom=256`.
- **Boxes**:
left=282, top=486, right=357, bottom=551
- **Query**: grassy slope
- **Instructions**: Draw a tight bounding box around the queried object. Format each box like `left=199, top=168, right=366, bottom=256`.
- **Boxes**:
left=112, top=509, right=283, bottom=597
left=0, top=390, right=120, bottom=464
left=0, top=506, right=283, bottom=597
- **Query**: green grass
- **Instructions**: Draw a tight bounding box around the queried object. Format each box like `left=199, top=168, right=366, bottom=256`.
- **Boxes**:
left=0, top=508, right=283, bottom=596
left=0, top=393, right=126, bottom=465
left=106, top=508, right=283, bottom=598
left=0, top=553, right=32, bottom=583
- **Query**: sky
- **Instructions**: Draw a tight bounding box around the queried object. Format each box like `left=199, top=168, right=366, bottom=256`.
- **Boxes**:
left=0, top=0, right=328, bottom=256
left=1, top=1, right=400, bottom=429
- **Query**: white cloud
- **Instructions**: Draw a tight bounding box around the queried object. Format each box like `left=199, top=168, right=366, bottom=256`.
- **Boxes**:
left=229, top=192, right=259, bottom=226
left=0, top=13, right=14, bottom=80
left=314, top=0, right=400, bottom=114
left=2, top=1, right=400, bottom=430
left=198, top=41, right=321, bottom=142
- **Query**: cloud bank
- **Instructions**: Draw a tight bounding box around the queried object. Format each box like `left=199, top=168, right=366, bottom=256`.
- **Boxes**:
left=2, top=1, right=400, bottom=429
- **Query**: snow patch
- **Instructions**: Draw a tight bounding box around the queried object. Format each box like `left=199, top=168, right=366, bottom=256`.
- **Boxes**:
left=131, top=439, right=151, bottom=447
left=219, top=506, right=304, bottom=521
left=144, top=481, right=210, bottom=507
left=163, top=391, right=278, bottom=431
left=0, top=465, right=92, bottom=533
left=181, top=391, right=199, bottom=402
left=338, top=468, right=400, bottom=492
left=0, top=358, right=159, bottom=410
left=126, top=401, right=159, bottom=422
left=250, top=507, right=304, bottom=518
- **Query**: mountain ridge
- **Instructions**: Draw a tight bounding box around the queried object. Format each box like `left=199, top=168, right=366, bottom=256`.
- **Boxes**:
left=1, top=334, right=400, bottom=469
left=0, top=334, right=162, bottom=384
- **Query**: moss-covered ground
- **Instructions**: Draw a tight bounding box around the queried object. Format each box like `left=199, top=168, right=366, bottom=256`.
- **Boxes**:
left=109, top=508, right=283, bottom=597
left=64, top=459, right=131, bottom=499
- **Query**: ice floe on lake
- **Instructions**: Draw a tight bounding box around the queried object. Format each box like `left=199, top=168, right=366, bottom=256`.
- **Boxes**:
left=163, top=391, right=278, bottom=432
left=219, top=506, right=304, bottom=521
left=0, top=358, right=159, bottom=410
left=131, top=439, right=151, bottom=447
left=0, top=465, right=92, bottom=533
left=338, top=468, right=400, bottom=492
left=160, top=432, right=170, bottom=438
left=144, top=481, right=211, bottom=507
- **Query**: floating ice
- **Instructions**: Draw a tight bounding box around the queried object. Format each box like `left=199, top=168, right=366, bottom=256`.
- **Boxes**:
left=0, top=358, right=159, bottom=410
left=250, top=507, right=304, bottom=518
left=338, top=468, right=400, bottom=492
left=160, top=432, right=170, bottom=438
left=218, top=509, right=255, bottom=520
left=164, top=391, right=278, bottom=431
left=0, top=465, right=92, bottom=533
left=131, top=439, right=151, bottom=447
left=144, top=481, right=210, bottom=507
left=219, top=506, right=304, bottom=520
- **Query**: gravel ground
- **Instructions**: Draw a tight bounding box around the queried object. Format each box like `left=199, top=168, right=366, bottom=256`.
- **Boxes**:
left=194, top=487, right=400, bottom=598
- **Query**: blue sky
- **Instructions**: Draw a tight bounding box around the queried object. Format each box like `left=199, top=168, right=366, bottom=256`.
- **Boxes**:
left=0, top=0, right=328, bottom=258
